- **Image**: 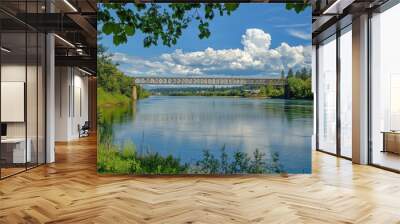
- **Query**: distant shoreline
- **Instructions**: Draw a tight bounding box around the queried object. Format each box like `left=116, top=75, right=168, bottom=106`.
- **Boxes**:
left=146, top=95, right=313, bottom=101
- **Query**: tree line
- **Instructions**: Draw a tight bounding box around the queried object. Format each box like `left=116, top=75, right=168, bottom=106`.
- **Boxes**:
left=152, top=67, right=313, bottom=100
left=284, top=67, right=313, bottom=99
left=259, top=67, right=313, bottom=99
left=98, top=45, right=149, bottom=107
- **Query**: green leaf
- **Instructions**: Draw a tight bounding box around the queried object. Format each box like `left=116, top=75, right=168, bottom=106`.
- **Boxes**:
left=113, top=35, right=123, bottom=46
left=285, top=3, right=310, bottom=13
left=102, top=23, right=114, bottom=35
left=125, top=25, right=135, bottom=36
left=99, top=3, right=241, bottom=47
left=224, top=3, right=239, bottom=12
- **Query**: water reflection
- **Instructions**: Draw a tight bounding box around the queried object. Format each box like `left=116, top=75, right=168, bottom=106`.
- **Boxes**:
left=99, top=96, right=313, bottom=173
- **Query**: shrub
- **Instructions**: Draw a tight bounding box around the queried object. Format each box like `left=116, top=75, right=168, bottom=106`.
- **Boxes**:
left=193, top=146, right=284, bottom=174
left=97, top=141, right=188, bottom=174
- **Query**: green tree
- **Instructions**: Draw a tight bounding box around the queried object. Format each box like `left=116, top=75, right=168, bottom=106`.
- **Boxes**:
left=259, top=85, right=267, bottom=97
left=287, top=77, right=302, bottom=98
left=299, top=67, right=310, bottom=80
left=295, top=70, right=301, bottom=78
left=287, top=76, right=313, bottom=99
left=98, top=3, right=310, bottom=47
left=97, top=43, right=150, bottom=105
left=287, top=68, right=294, bottom=78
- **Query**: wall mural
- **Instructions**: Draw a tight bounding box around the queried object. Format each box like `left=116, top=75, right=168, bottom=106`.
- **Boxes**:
left=97, top=3, right=313, bottom=175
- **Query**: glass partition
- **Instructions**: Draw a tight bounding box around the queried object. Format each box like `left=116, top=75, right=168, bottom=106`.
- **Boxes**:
left=0, top=1, right=46, bottom=179
left=317, top=35, right=337, bottom=154
left=339, top=26, right=352, bottom=158
left=0, top=30, right=28, bottom=177
left=370, top=3, right=400, bottom=171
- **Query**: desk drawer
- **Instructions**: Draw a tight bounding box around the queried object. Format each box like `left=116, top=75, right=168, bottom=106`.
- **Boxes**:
left=384, top=133, right=400, bottom=154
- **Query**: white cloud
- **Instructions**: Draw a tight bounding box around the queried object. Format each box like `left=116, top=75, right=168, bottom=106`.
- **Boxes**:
left=241, top=28, right=271, bottom=55
left=287, top=29, right=311, bottom=40
left=112, top=28, right=311, bottom=77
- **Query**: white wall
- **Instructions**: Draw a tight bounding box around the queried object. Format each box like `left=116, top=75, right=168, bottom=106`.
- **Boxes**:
left=55, top=67, right=89, bottom=141
left=55, top=66, right=70, bottom=141
left=71, top=72, right=89, bottom=138
left=1, top=64, right=25, bottom=81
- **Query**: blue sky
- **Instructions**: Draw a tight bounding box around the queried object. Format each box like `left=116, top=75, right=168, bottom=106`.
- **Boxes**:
left=101, top=4, right=312, bottom=78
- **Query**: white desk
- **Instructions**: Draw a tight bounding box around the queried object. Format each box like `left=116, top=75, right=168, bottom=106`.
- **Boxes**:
left=1, top=138, right=31, bottom=163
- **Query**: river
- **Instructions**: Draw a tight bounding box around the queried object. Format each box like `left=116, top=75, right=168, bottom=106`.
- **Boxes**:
left=101, top=96, right=313, bottom=173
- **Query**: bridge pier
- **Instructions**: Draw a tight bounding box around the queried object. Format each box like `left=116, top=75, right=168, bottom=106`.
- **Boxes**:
left=132, top=84, right=137, bottom=101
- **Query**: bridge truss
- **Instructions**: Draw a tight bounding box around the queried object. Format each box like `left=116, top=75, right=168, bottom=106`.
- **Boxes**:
left=133, top=77, right=287, bottom=86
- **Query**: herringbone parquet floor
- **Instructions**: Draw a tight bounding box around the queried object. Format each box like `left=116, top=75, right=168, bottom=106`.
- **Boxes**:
left=1, top=135, right=400, bottom=224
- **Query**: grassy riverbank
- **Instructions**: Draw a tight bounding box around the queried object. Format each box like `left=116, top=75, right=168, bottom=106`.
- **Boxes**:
left=97, top=141, right=284, bottom=175
left=97, top=142, right=188, bottom=174
left=98, top=86, right=150, bottom=108
left=98, top=87, right=130, bottom=107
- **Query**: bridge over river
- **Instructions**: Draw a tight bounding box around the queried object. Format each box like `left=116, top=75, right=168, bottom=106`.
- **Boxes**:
left=131, top=76, right=287, bottom=100
left=133, top=76, right=286, bottom=86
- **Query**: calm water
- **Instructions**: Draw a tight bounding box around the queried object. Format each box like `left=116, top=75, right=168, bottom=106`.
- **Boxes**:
left=106, top=96, right=313, bottom=173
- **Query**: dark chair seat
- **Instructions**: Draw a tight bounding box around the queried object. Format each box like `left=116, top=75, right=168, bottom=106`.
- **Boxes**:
left=79, top=121, right=90, bottom=138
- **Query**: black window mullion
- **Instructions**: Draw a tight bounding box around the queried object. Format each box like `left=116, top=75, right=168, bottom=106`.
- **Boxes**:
left=316, top=45, right=319, bottom=151
left=25, top=0, right=28, bottom=171
left=336, top=28, right=341, bottom=157
left=36, top=0, right=39, bottom=167
left=367, top=11, right=373, bottom=165
left=44, top=0, right=48, bottom=165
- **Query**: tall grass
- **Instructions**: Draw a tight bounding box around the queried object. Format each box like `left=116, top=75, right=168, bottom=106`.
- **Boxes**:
left=98, top=87, right=130, bottom=108
left=97, top=141, right=188, bottom=174
left=98, top=141, right=284, bottom=175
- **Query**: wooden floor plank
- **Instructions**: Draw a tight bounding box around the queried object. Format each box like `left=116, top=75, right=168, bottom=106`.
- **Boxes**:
left=0, top=135, right=400, bottom=223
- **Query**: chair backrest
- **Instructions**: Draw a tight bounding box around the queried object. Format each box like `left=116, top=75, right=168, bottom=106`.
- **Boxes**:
left=82, top=121, right=90, bottom=129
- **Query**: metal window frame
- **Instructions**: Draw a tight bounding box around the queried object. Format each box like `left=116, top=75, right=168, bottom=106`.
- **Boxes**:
left=367, top=1, right=400, bottom=173
left=315, top=32, right=339, bottom=156
left=315, top=0, right=400, bottom=172
left=336, top=26, right=341, bottom=157
left=315, top=20, right=353, bottom=162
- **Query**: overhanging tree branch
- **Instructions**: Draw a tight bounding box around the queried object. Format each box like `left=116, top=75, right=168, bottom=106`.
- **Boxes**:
left=98, top=2, right=309, bottom=47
